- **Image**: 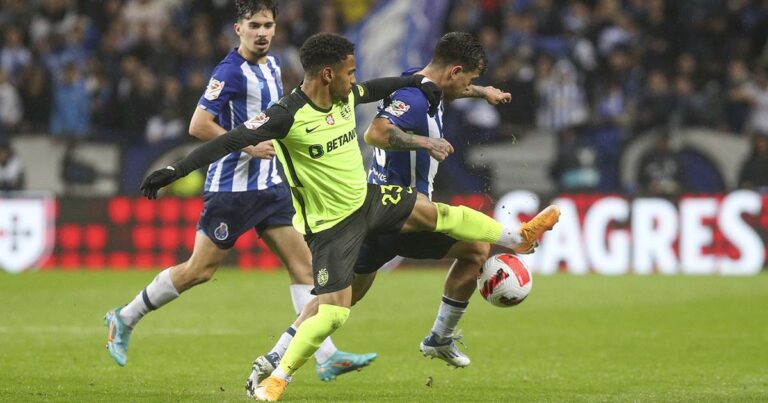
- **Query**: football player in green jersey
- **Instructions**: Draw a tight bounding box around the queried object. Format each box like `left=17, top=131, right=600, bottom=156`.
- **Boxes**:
left=140, top=33, right=559, bottom=401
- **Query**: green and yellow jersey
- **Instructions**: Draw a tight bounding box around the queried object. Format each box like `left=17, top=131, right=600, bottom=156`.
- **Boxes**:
left=173, top=75, right=429, bottom=234
left=273, top=87, right=366, bottom=233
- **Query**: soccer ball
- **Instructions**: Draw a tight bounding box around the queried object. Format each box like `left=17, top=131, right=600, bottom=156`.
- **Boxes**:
left=477, top=253, right=533, bottom=307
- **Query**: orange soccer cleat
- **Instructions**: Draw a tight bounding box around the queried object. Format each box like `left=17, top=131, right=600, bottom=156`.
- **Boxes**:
left=513, top=205, right=560, bottom=254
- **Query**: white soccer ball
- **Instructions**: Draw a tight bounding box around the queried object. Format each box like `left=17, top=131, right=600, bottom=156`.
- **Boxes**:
left=477, top=253, right=533, bottom=307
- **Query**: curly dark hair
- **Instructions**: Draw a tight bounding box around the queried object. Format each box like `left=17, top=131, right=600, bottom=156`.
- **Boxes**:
left=432, top=32, right=487, bottom=74
left=299, top=33, right=355, bottom=74
left=235, top=0, right=278, bottom=21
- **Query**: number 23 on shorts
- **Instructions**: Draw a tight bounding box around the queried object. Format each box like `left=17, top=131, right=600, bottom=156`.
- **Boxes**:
left=380, top=185, right=412, bottom=205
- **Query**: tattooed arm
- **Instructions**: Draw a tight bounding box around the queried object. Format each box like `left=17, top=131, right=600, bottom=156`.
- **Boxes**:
left=364, top=117, right=454, bottom=161
left=461, top=85, right=511, bottom=105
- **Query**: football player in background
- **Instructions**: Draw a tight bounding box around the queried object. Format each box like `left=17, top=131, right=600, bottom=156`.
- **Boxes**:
left=104, top=0, right=376, bottom=381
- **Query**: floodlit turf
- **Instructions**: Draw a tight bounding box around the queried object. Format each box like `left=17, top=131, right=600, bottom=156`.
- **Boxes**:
left=1, top=269, right=767, bottom=402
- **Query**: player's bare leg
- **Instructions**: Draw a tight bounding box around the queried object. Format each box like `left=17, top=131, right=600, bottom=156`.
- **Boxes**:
left=169, top=232, right=230, bottom=291
left=105, top=232, right=228, bottom=366
left=421, top=241, right=490, bottom=368
left=248, top=226, right=376, bottom=387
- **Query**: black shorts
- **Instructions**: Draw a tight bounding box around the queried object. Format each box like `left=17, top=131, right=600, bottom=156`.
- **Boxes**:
left=197, top=184, right=295, bottom=249
left=354, top=231, right=459, bottom=274
left=305, top=183, right=417, bottom=294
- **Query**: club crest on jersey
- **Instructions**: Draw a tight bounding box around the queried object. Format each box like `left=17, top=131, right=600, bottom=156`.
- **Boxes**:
left=340, top=104, right=352, bottom=120
left=326, top=114, right=335, bottom=125
left=317, top=268, right=329, bottom=286
left=214, top=222, right=229, bottom=240
left=244, top=112, right=270, bottom=130
left=204, top=78, right=225, bottom=100
left=384, top=100, right=410, bottom=117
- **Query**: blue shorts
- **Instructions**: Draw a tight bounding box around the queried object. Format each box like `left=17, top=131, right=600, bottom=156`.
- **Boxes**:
left=197, top=184, right=295, bottom=249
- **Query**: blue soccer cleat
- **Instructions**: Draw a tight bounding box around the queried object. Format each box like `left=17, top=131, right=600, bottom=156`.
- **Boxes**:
left=316, top=351, right=377, bottom=382
left=104, top=307, right=132, bottom=366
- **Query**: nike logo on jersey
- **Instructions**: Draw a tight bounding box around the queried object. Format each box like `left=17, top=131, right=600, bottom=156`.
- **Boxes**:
left=306, top=125, right=320, bottom=133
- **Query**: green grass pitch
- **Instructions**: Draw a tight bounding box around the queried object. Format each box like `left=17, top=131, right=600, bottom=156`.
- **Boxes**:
left=1, top=269, right=767, bottom=402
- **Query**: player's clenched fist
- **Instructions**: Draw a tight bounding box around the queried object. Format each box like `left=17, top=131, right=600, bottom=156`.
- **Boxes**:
left=140, top=166, right=179, bottom=199
left=426, top=138, right=454, bottom=162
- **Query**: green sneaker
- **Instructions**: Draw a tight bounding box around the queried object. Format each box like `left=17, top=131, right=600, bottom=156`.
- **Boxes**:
left=316, top=351, right=377, bottom=382
left=104, top=307, right=132, bottom=366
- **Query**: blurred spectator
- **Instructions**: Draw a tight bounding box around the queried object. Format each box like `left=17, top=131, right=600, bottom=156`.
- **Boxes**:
left=738, top=134, right=768, bottom=191
left=19, top=65, right=51, bottom=133
left=637, top=133, right=683, bottom=197
left=145, top=76, right=185, bottom=144
left=550, top=128, right=600, bottom=192
left=85, top=58, right=113, bottom=136
left=725, top=60, right=752, bottom=134
left=635, top=70, right=674, bottom=134
left=28, top=0, right=79, bottom=45
left=0, top=139, right=24, bottom=191
left=0, top=0, right=33, bottom=29
left=119, top=66, right=158, bottom=138
left=535, top=56, right=588, bottom=133
left=122, top=0, right=170, bottom=44
left=733, top=67, right=768, bottom=136
left=0, top=71, right=22, bottom=134
left=50, top=62, right=90, bottom=138
left=334, top=0, right=375, bottom=25
left=0, top=26, right=32, bottom=82
left=490, top=52, right=536, bottom=131
left=670, top=75, right=711, bottom=128
left=316, top=1, right=345, bottom=34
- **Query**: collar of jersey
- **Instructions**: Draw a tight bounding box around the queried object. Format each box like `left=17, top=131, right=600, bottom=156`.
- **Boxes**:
left=295, top=87, right=333, bottom=114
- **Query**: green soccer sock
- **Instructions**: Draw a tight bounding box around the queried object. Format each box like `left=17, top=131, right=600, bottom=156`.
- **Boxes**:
left=277, top=304, right=350, bottom=376
left=433, top=203, right=521, bottom=248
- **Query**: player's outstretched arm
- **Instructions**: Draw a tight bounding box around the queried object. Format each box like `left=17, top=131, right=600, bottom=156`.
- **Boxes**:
left=140, top=106, right=293, bottom=199
left=363, top=117, right=454, bottom=161
left=461, top=85, right=511, bottom=105
left=355, top=75, right=442, bottom=114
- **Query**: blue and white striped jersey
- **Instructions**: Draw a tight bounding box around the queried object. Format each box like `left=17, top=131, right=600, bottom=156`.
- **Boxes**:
left=368, top=68, right=444, bottom=200
left=198, top=49, right=283, bottom=192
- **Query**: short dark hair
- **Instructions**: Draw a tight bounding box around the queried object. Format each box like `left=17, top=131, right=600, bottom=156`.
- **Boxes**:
left=299, top=33, right=355, bottom=73
left=235, top=0, right=278, bottom=21
left=432, top=32, right=487, bottom=74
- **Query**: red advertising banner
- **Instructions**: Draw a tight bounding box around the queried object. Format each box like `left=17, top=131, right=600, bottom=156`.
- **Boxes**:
left=18, top=191, right=768, bottom=274
left=493, top=190, right=768, bottom=275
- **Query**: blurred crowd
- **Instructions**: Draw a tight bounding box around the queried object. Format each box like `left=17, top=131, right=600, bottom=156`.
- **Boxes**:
left=442, top=0, right=768, bottom=194
left=1, top=0, right=767, bottom=195
left=0, top=0, right=371, bottom=143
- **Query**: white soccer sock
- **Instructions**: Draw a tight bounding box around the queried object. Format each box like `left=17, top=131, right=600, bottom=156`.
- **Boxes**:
left=119, top=268, right=179, bottom=328
left=498, top=225, right=524, bottom=249
left=268, top=325, right=296, bottom=358
left=288, top=284, right=314, bottom=314
left=315, top=336, right=338, bottom=363
left=430, top=295, right=469, bottom=343
left=289, top=284, right=338, bottom=363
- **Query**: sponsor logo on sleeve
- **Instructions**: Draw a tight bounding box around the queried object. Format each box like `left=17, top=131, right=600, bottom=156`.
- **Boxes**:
left=244, top=112, right=270, bottom=130
left=204, top=78, right=225, bottom=100
left=384, top=100, right=410, bottom=117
